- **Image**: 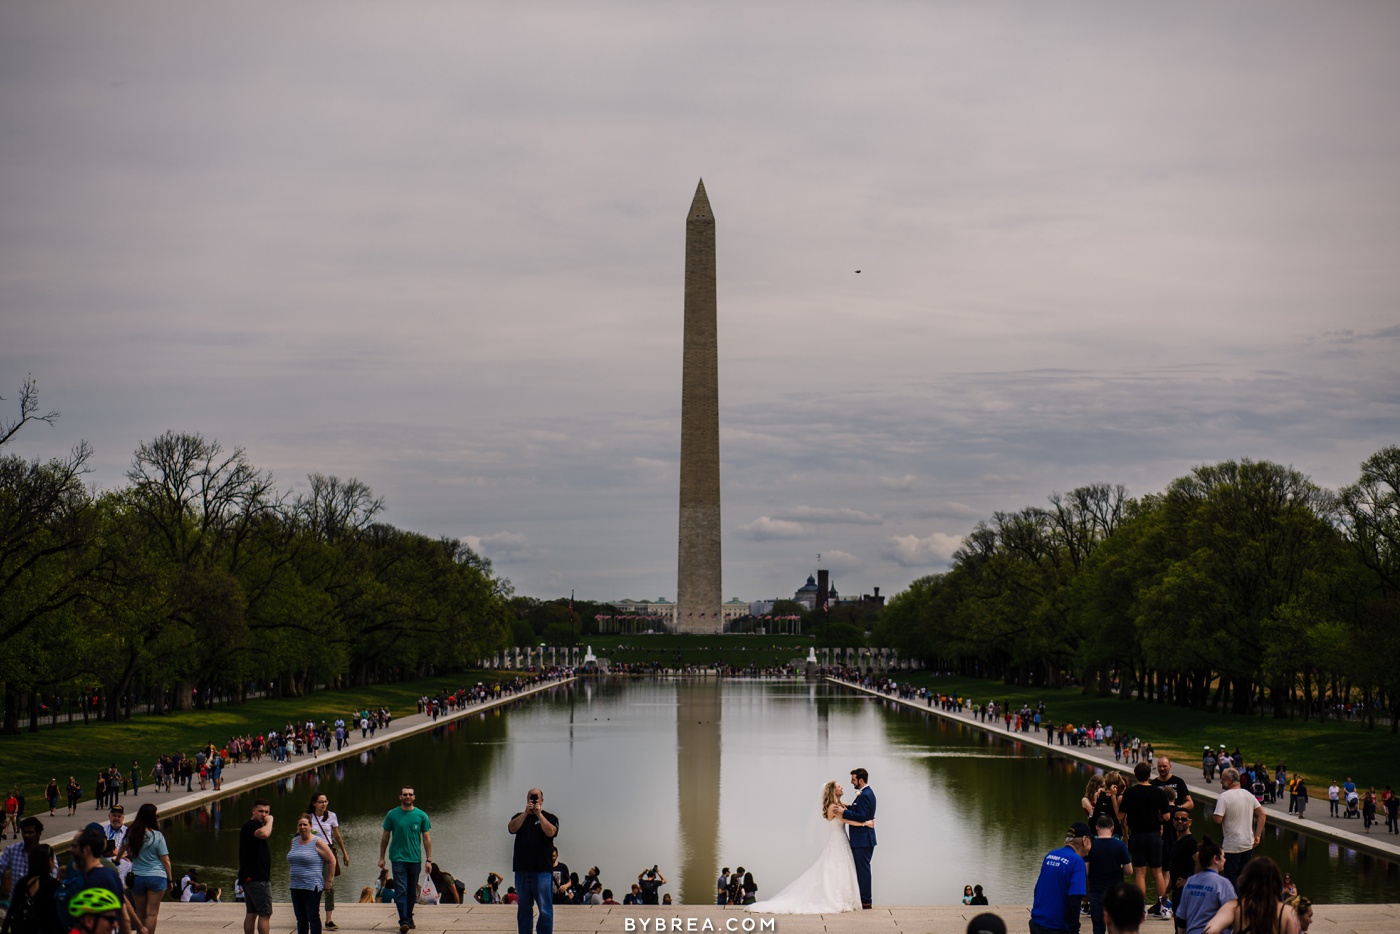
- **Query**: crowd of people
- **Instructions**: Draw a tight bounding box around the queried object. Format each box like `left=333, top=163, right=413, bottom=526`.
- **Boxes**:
left=713, top=867, right=757, bottom=906
left=0, top=803, right=186, bottom=934
left=1, top=667, right=1389, bottom=934
left=602, top=661, right=804, bottom=677
left=7, top=671, right=573, bottom=835
left=0, top=671, right=574, bottom=934
left=844, top=668, right=1398, bottom=833
left=840, top=669, right=1370, bottom=934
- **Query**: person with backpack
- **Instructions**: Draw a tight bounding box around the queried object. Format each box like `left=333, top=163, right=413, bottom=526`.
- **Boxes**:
left=473, top=872, right=503, bottom=904
left=0, top=843, right=64, bottom=934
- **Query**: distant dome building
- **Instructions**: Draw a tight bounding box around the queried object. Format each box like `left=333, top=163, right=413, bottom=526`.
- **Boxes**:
left=794, top=574, right=837, bottom=610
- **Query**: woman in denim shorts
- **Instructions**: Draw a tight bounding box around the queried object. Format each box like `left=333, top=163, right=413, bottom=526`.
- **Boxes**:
left=116, top=802, right=173, bottom=934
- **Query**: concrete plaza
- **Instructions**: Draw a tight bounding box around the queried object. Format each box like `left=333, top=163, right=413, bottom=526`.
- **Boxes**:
left=145, top=901, right=1400, bottom=934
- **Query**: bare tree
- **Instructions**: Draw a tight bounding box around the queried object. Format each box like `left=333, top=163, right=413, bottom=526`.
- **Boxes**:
left=292, top=473, right=384, bottom=543
left=0, top=375, right=60, bottom=450
left=1047, top=483, right=1128, bottom=571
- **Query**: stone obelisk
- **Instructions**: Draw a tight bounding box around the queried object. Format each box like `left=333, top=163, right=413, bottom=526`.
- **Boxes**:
left=676, top=179, right=722, bottom=633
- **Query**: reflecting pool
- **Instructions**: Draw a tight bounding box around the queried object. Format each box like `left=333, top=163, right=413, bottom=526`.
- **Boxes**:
left=160, top=678, right=1400, bottom=904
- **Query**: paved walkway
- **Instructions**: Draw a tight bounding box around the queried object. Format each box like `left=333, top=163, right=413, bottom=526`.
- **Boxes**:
left=831, top=678, right=1400, bottom=861
left=140, top=901, right=1400, bottom=934
left=34, top=676, right=575, bottom=852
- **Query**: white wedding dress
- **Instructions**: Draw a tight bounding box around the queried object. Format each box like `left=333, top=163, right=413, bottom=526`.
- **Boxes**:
left=744, top=817, right=861, bottom=914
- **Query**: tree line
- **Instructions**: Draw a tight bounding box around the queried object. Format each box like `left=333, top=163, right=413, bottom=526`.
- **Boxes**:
left=873, top=449, right=1400, bottom=729
left=0, top=379, right=513, bottom=733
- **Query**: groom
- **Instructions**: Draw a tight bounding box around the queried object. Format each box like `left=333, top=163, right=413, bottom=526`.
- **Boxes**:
left=845, top=767, right=877, bottom=909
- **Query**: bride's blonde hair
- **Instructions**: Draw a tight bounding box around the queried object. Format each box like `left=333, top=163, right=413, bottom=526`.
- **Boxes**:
left=821, top=780, right=841, bottom=819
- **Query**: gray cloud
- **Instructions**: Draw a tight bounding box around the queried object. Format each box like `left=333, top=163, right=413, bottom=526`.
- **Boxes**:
left=3, top=1, right=1397, bottom=602
left=737, top=518, right=808, bottom=541
left=462, top=532, right=539, bottom=563
left=910, top=501, right=983, bottom=521
left=882, top=532, right=964, bottom=570
left=771, top=506, right=884, bottom=525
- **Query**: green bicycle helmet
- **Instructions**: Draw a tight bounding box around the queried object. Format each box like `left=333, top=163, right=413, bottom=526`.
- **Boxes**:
left=68, top=887, right=124, bottom=917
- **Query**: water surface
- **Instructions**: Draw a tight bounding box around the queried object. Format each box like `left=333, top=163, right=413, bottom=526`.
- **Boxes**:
left=160, top=679, right=1400, bottom=904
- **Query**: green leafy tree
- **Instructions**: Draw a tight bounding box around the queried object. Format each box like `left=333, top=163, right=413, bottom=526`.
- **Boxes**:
left=0, top=378, right=95, bottom=732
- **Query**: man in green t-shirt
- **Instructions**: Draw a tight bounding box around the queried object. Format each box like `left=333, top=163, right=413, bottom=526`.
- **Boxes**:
left=378, top=787, right=433, bottom=934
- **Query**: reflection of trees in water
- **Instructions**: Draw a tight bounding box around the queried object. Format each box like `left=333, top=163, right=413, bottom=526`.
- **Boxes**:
left=158, top=698, right=520, bottom=889
left=875, top=698, right=1400, bottom=902
left=888, top=709, right=1082, bottom=849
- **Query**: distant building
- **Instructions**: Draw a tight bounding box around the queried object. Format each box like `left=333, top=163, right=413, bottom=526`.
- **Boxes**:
left=793, top=573, right=839, bottom=611
left=722, top=598, right=749, bottom=622
left=598, top=596, right=748, bottom=633
left=859, top=587, right=885, bottom=609
left=610, top=597, right=674, bottom=618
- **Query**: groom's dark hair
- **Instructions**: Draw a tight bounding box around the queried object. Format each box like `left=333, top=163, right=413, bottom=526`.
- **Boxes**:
left=851, top=768, right=869, bottom=782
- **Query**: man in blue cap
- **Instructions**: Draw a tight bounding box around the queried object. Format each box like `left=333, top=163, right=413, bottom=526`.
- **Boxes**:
left=1030, top=821, right=1093, bottom=934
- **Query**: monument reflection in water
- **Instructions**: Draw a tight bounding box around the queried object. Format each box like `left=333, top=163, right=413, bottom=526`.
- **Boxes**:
left=677, top=680, right=721, bottom=904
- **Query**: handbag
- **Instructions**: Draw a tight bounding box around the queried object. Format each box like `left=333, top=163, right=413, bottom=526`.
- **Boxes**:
left=419, top=873, right=439, bottom=905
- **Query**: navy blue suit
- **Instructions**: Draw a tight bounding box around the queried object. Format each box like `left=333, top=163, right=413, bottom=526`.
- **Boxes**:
left=844, top=786, right=877, bottom=906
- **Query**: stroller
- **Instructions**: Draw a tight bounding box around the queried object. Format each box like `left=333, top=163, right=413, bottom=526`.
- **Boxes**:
left=1343, top=790, right=1361, bottom=819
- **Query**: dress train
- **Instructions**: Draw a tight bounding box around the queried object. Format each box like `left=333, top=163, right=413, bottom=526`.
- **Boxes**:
left=744, top=817, right=861, bottom=914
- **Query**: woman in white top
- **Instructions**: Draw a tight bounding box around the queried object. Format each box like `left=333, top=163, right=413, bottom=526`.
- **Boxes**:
left=307, top=793, right=350, bottom=931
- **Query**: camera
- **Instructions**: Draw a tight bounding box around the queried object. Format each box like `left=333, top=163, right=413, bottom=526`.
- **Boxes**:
left=529, top=793, right=540, bottom=804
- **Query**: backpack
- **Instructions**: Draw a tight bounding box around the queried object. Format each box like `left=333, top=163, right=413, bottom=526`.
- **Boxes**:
left=54, top=870, right=85, bottom=919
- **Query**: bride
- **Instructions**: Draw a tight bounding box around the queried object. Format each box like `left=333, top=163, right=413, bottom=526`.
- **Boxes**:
left=745, top=780, right=873, bottom=914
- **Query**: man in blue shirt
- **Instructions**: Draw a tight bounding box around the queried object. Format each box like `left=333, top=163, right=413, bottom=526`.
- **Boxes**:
left=1031, top=822, right=1092, bottom=934
left=72, top=825, right=137, bottom=934
left=1085, top=815, right=1132, bottom=934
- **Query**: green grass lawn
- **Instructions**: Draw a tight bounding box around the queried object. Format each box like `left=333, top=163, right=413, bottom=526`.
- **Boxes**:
left=895, top=672, right=1400, bottom=790
left=0, top=671, right=513, bottom=804
left=587, top=633, right=814, bottom=668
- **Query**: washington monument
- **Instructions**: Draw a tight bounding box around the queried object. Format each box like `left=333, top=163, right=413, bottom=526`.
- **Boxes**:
left=676, top=179, right=722, bottom=633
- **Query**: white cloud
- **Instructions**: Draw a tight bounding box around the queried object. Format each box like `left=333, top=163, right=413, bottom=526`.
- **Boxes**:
left=882, top=532, right=964, bottom=568
left=737, top=517, right=807, bottom=541
left=818, top=550, right=862, bottom=575
left=879, top=475, right=918, bottom=492
left=773, top=506, right=883, bottom=524
left=463, top=531, right=535, bottom=561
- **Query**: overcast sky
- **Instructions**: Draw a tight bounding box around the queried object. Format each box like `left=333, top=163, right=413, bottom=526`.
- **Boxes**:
left=3, top=1, right=1397, bottom=604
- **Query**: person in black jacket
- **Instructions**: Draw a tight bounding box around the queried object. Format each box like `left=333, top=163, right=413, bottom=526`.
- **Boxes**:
left=0, top=844, right=63, bottom=934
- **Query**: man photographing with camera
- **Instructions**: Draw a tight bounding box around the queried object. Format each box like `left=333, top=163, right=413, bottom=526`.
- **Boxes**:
left=638, top=865, right=667, bottom=905
left=509, top=788, right=559, bottom=934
